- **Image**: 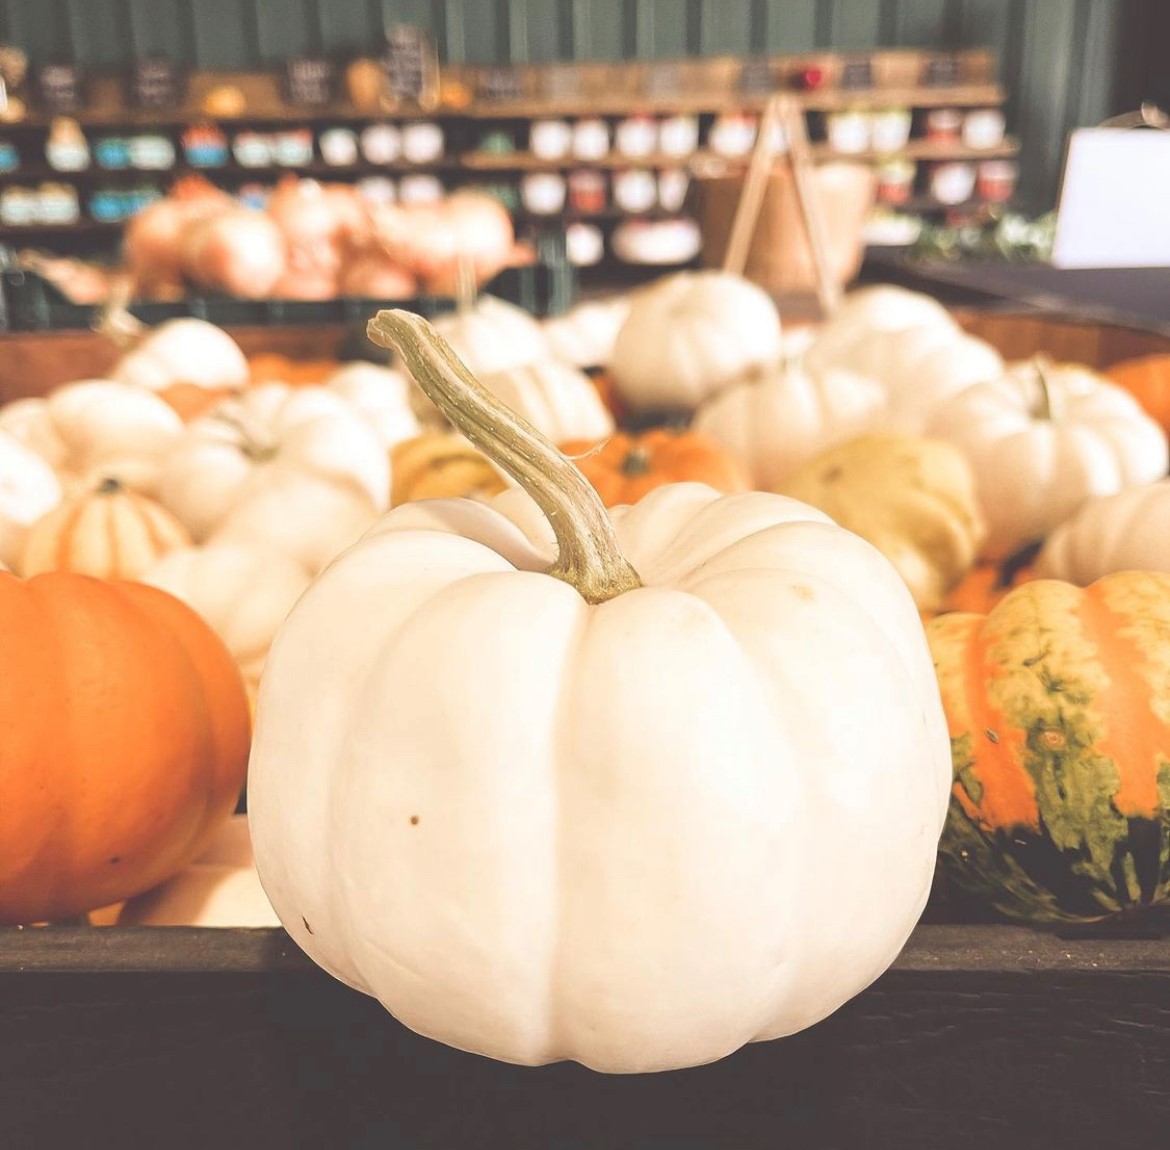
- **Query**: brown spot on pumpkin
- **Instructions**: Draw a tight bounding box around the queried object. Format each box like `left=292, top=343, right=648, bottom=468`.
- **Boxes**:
left=108, top=856, right=121, bottom=865
left=302, top=917, right=313, bottom=935
left=822, top=466, right=845, bottom=483
left=410, top=815, right=420, bottom=826
left=791, top=584, right=815, bottom=602
left=985, top=729, right=999, bottom=744
left=1039, top=729, right=1066, bottom=750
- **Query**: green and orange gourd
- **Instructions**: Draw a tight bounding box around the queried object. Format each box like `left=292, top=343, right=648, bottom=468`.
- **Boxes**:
left=927, top=571, right=1170, bottom=923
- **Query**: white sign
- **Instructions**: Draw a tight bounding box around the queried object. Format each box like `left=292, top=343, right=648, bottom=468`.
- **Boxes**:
left=1052, top=128, right=1170, bottom=268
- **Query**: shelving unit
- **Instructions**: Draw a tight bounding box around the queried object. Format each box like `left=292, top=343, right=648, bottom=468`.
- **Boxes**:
left=0, top=47, right=1018, bottom=281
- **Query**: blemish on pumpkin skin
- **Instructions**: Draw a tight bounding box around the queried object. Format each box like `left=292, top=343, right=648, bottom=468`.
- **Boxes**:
left=108, top=856, right=121, bottom=865
left=302, top=917, right=313, bottom=935
left=822, top=466, right=844, bottom=483
left=791, top=584, right=815, bottom=602
left=410, top=815, right=420, bottom=826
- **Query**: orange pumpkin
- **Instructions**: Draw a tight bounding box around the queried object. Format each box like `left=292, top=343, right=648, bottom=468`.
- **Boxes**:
left=247, top=353, right=337, bottom=387
left=1107, top=355, right=1170, bottom=436
left=158, top=382, right=240, bottom=423
left=0, top=572, right=251, bottom=923
left=560, top=428, right=750, bottom=507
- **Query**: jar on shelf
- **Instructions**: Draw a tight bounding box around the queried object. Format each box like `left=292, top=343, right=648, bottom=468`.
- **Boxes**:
left=398, top=173, right=444, bottom=204
left=572, top=118, right=610, bottom=161
left=401, top=122, right=444, bottom=164
left=929, top=161, right=977, bottom=205
left=615, top=115, right=657, bottom=158
left=868, top=109, right=912, bottom=154
left=709, top=114, right=756, bottom=157
left=182, top=124, right=229, bottom=168
left=320, top=128, right=359, bottom=166
left=565, top=221, right=605, bottom=266
left=94, top=136, right=132, bottom=169
left=963, top=109, right=1007, bottom=151
left=36, top=181, right=80, bottom=223
left=826, top=110, right=870, bottom=154
left=274, top=129, right=314, bottom=167
left=88, top=188, right=124, bottom=222
left=925, top=109, right=964, bottom=145
left=128, top=134, right=176, bottom=170
left=360, top=123, right=401, bottom=164
left=657, top=167, right=690, bottom=213
left=356, top=176, right=396, bottom=205
left=0, top=140, right=19, bottom=172
left=530, top=119, right=572, bottom=160
left=46, top=118, right=89, bottom=172
left=0, top=186, right=36, bottom=225
left=233, top=132, right=273, bottom=168
left=658, top=114, right=699, bottom=158
left=612, top=168, right=657, bottom=214
left=567, top=169, right=607, bottom=214
left=977, top=160, right=1018, bottom=203
left=875, top=159, right=917, bottom=205
left=521, top=171, right=567, bottom=214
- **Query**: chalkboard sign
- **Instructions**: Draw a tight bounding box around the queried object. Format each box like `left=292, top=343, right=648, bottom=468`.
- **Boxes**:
left=645, top=63, right=682, bottom=98
left=383, top=25, right=436, bottom=106
left=478, top=66, right=525, bottom=104
left=840, top=58, right=874, bottom=90
left=285, top=56, right=335, bottom=106
left=738, top=59, right=775, bottom=95
left=37, top=63, right=83, bottom=113
left=129, top=57, right=184, bottom=110
left=922, top=53, right=962, bottom=87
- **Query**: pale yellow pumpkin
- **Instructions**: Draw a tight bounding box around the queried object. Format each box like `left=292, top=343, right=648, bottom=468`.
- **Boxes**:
left=781, top=434, right=986, bottom=612
left=19, top=477, right=191, bottom=580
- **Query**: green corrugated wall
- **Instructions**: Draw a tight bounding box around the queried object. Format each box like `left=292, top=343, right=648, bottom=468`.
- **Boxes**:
left=0, top=0, right=1128, bottom=207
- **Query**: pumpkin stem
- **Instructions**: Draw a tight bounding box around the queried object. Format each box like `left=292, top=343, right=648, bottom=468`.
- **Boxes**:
left=96, top=476, right=123, bottom=495
left=621, top=446, right=652, bottom=478
left=1032, top=356, right=1059, bottom=422
left=368, top=309, right=643, bottom=604
left=211, top=407, right=280, bottom=463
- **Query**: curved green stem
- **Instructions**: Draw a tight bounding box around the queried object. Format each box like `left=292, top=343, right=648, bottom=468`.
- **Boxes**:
left=368, top=309, right=642, bottom=604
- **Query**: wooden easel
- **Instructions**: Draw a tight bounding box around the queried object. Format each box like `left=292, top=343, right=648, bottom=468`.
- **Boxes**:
left=721, top=93, right=840, bottom=318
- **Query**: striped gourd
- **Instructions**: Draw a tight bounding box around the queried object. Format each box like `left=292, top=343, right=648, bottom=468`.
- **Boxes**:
left=927, top=571, right=1170, bottom=923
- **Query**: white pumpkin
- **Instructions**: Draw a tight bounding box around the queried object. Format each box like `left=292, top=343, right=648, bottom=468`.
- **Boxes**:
left=812, top=286, right=953, bottom=356
left=144, top=541, right=312, bottom=691
left=1035, top=480, right=1170, bottom=584
left=807, top=317, right=1003, bottom=434
left=117, top=816, right=279, bottom=928
left=926, top=360, right=1170, bottom=559
left=610, top=271, right=783, bottom=411
left=110, top=318, right=249, bottom=391
left=0, top=430, right=63, bottom=567
left=158, top=384, right=388, bottom=572
left=432, top=296, right=550, bottom=376
left=326, top=362, right=422, bottom=448
left=248, top=310, right=949, bottom=1074
left=0, top=380, right=184, bottom=494
left=541, top=296, right=632, bottom=370
left=480, top=361, right=614, bottom=444
left=693, top=361, right=886, bottom=489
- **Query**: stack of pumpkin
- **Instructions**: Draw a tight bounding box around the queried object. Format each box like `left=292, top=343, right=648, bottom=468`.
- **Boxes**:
left=5, top=271, right=1170, bottom=945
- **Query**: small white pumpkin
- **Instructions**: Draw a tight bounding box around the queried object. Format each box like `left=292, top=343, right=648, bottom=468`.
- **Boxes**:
left=541, top=296, right=632, bottom=370
left=110, top=318, right=250, bottom=391
left=432, top=296, right=551, bottom=377
left=0, top=430, right=63, bottom=568
left=1035, top=479, right=1170, bottom=584
left=926, top=360, right=1170, bottom=559
left=0, top=380, right=184, bottom=495
left=693, top=360, right=886, bottom=489
left=480, top=361, right=614, bottom=444
left=248, top=309, right=949, bottom=1074
left=144, top=540, right=312, bottom=693
left=326, top=362, right=423, bottom=448
left=807, top=316, right=1003, bottom=434
left=610, top=271, right=783, bottom=411
left=116, top=816, right=280, bottom=928
left=158, top=383, right=389, bottom=569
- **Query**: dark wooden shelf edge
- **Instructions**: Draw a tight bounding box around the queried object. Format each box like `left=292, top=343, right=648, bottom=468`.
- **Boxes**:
left=4, top=921, right=1170, bottom=976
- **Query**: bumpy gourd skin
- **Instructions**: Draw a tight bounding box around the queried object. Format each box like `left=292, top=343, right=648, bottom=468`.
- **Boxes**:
left=249, top=482, right=951, bottom=1073
left=928, top=572, right=1170, bottom=923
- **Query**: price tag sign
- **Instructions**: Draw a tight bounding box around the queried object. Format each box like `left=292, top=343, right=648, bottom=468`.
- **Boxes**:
left=841, top=58, right=874, bottom=90
left=478, top=65, right=525, bottom=104
left=922, top=53, right=962, bottom=87
left=285, top=56, right=335, bottom=106
left=129, top=56, right=184, bottom=110
left=383, top=25, right=437, bottom=106
left=37, top=62, right=83, bottom=113
left=738, top=59, right=775, bottom=95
